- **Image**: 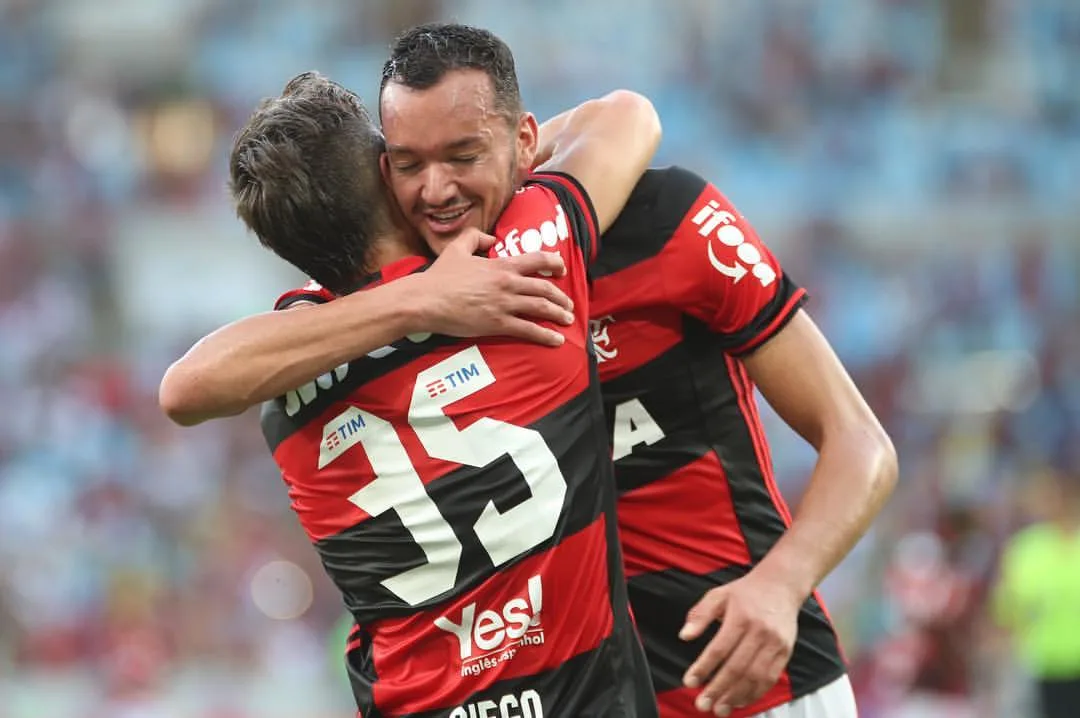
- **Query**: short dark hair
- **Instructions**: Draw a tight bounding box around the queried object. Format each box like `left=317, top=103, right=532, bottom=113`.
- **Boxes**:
left=380, top=23, right=523, bottom=120
left=229, top=71, right=389, bottom=294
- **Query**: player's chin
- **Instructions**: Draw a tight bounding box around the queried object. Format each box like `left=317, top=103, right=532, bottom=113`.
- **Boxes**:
left=425, top=234, right=456, bottom=257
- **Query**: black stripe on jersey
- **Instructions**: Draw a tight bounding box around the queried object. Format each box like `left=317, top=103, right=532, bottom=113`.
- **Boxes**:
left=317, top=387, right=615, bottom=624
left=346, top=626, right=384, bottom=718
left=725, top=277, right=807, bottom=357
left=627, top=567, right=845, bottom=697
left=682, top=317, right=848, bottom=697
left=591, top=165, right=706, bottom=280
left=387, top=630, right=658, bottom=718
left=601, top=339, right=717, bottom=494
left=260, top=330, right=463, bottom=452
left=529, top=173, right=599, bottom=261
left=680, top=317, right=788, bottom=563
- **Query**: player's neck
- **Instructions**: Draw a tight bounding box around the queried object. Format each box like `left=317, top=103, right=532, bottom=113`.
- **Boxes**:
left=367, top=230, right=425, bottom=272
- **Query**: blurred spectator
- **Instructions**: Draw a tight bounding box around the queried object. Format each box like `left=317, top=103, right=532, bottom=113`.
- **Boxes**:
left=992, top=465, right=1080, bottom=718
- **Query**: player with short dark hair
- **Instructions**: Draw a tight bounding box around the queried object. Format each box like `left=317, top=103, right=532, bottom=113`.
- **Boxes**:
left=174, top=68, right=663, bottom=717
left=380, top=23, right=523, bottom=119
left=374, top=23, right=896, bottom=718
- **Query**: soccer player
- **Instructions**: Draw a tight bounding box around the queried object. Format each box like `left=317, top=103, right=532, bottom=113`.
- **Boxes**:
left=376, top=25, right=896, bottom=718
left=169, top=70, right=663, bottom=717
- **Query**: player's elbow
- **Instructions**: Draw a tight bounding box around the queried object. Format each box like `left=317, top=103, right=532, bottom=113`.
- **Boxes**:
left=600, top=89, right=661, bottom=151
left=849, top=420, right=899, bottom=501
left=158, top=362, right=222, bottom=427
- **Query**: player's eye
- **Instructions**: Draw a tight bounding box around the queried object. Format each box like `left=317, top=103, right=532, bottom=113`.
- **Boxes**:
left=451, top=155, right=479, bottom=165
left=392, top=161, right=420, bottom=173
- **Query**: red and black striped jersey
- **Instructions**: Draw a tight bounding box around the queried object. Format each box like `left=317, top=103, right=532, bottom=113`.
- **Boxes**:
left=262, top=173, right=658, bottom=718
left=590, top=167, right=845, bottom=717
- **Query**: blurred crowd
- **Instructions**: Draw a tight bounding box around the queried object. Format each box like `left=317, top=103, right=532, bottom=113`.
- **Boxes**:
left=0, top=0, right=1077, bottom=716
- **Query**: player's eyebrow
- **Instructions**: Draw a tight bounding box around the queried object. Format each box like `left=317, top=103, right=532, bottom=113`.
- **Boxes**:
left=386, top=135, right=486, bottom=155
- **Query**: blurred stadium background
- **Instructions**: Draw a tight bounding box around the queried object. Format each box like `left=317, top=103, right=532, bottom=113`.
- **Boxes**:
left=1, top=0, right=1078, bottom=716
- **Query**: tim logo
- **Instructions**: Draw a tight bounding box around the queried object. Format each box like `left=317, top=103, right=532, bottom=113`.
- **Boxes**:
left=494, top=204, right=569, bottom=258
left=690, top=199, right=777, bottom=287
left=435, top=575, right=545, bottom=677
left=318, top=406, right=370, bottom=469
left=589, top=316, right=619, bottom=364
left=413, top=346, right=496, bottom=413
left=424, top=362, right=482, bottom=398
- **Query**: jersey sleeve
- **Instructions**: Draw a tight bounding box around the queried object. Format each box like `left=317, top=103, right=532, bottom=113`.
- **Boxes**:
left=274, top=279, right=336, bottom=310
left=655, top=168, right=807, bottom=355
left=527, top=171, right=600, bottom=263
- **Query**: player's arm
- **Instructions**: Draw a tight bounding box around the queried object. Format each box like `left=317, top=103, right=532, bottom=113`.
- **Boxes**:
left=536, top=90, right=661, bottom=233
left=649, top=170, right=895, bottom=711
left=158, top=232, right=574, bottom=426
left=684, top=315, right=897, bottom=711
left=744, top=311, right=898, bottom=591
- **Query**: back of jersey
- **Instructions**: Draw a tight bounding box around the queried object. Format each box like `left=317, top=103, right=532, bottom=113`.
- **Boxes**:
left=262, top=173, right=657, bottom=718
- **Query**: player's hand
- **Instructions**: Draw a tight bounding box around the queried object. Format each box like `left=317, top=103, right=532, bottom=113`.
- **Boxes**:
left=679, top=571, right=802, bottom=716
left=418, top=227, right=574, bottom=346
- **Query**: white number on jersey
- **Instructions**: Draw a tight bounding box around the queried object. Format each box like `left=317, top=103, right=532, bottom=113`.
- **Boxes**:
left=327, top=346, right=568, bottom=606
left=611, top=398, right=666, bottom=461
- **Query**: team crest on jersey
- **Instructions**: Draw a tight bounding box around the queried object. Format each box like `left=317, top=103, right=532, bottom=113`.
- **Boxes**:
left=690, top=199, right=776, bottom=287
left=589, top=316, right=619, bottom=364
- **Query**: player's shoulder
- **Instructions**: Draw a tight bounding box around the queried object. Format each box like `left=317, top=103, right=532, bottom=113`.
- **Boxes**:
left=592, top=166, right=711, bottom=277
left=489, top=182, right=573, bottom=257
left=607, top=165, right=710, bottom=233
left=490, top=172, right=598, bottom=262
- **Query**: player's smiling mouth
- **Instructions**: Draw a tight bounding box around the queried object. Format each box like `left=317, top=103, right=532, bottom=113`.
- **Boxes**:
left=424, top=205, right=473, bottom=234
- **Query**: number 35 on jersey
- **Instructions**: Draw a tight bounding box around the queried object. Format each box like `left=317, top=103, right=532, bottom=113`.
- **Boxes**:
left=316, top=346, right=569, bottom=607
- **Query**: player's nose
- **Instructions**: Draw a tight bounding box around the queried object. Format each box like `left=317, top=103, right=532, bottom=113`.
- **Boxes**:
left=419, top=164, right=459, bottom=208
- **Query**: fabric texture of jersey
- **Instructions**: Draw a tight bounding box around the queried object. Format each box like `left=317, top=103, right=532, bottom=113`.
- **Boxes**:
left=263, top=172, right=657, bottom=718
left=590, top=166, right=845, bottom=717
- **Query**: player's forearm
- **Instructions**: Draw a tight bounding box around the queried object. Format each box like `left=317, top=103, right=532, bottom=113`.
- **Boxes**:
left=538, top=90, right=661, bottom=232
left=159, top=279, right=424, bottom=426
left=753, top=424, right=897, bottom=599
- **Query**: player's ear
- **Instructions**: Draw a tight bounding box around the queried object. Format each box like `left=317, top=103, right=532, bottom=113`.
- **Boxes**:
left=379, top=152, right=392, bottom=185
left=515, top=112, right=539, bottom=179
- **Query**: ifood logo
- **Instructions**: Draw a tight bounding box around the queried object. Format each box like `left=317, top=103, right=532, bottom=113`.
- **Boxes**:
left=494, top=205, right=569, bottom=258
left=435, top=575, right=545, bottom=677
left=690, top=199, right=776, bottom=287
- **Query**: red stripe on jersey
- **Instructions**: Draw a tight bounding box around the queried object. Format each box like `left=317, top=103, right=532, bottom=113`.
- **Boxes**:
left=531, top=172, right=599, bottom=262
left=593, top=307, right=682, bottom=383
left=617, top=452, right=752, bottom=578
left=275, top=280, right=336, bottom=310
left=729, top=288, right=807, bottom=356
left=272, top=346, right=592, bottom=542
left=368, top=517, right=613, bottom=715
left=657, top=679, right=793, bottom=718
left=727, top=357, right=792, bottom=526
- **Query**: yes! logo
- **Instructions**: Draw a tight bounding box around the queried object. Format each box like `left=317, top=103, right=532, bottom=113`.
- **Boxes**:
left=435, top=575, right=545, bottom=677
left=690, top=199, right=776, bottom=287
